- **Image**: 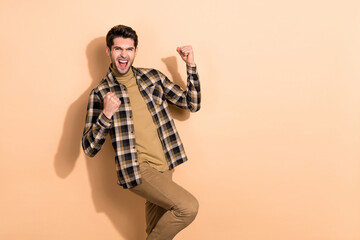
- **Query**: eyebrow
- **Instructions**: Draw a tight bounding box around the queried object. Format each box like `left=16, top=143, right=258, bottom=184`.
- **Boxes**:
left=113, top=46, right=135, bottom=50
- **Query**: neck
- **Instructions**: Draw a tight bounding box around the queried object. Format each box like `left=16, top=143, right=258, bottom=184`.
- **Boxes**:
left=110, top=64, right=133, bottom=78
left=110, top=64, right=135, bottom=85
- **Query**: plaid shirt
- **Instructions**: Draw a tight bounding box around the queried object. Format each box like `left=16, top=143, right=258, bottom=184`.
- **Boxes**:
left=82, top=65, right=200, bottom=189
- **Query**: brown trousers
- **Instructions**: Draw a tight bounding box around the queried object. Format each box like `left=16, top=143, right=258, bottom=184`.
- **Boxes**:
left=129, top=162, right=199, bottom=240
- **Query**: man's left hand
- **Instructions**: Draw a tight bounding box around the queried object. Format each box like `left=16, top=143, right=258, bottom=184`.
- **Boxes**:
left=177, top=45, right=196, bottom=67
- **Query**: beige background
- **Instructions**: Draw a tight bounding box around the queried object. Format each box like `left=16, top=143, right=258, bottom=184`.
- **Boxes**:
left=1, top=0, right=360, bottom=239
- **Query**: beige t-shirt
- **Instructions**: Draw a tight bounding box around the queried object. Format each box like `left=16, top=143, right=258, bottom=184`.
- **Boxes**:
left=111, top=65, right=168, bottom=171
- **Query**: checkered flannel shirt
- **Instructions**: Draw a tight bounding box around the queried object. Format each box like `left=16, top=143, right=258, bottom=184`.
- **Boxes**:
left=82, top=65, right=200, bottom=189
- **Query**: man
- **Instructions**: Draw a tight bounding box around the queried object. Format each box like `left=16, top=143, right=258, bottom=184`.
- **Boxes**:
left=82, top=25, right=201, bottom=239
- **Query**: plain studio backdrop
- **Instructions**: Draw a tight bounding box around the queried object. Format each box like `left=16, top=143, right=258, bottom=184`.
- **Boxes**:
left=1, top=0, right=359, bottom=239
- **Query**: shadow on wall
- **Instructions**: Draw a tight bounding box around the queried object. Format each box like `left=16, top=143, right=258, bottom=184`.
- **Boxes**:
left=54, top=37, right=146, bottom=240
left=54, top=37, right=190, bottom=239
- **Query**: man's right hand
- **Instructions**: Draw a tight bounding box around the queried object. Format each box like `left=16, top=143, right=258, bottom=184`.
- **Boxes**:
left=103, top=92, right=121, bottom=119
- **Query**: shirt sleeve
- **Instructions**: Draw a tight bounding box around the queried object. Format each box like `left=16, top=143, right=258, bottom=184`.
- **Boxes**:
left=161, top=65, right=201, bottom=112
left=82, top=90, right=112, bottom=157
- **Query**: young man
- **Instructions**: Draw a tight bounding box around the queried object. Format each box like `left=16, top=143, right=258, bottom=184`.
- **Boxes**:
left=82, top=25, right=201, bottom=239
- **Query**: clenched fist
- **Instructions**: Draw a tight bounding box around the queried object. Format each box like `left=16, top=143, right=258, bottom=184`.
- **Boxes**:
left=177, top=45, right=196, bottom=67
left=103, top=92, right=121, bottom=119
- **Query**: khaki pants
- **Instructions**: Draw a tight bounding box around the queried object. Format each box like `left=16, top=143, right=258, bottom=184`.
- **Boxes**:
left=129, top=162, right=199, bottom=240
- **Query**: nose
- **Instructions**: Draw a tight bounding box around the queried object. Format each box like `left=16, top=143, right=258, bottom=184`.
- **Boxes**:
left=120, top=50, right=127, bottom=58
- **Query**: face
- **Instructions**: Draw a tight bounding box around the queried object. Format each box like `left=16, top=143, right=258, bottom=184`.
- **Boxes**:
left=106, top=37, right=137, bottom=75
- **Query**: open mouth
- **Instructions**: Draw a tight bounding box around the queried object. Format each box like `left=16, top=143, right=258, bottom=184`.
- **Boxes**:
left=118, top=59, right=128, bottom=68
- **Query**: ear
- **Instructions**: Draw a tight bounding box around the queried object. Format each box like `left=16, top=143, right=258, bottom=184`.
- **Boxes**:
left=135, top=47, right=138, bottom=57
left=106, top=47, right=110, bottom=57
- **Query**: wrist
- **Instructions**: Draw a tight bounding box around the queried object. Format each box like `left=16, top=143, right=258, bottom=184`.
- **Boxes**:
left=102, top=110, right=113, bottom=119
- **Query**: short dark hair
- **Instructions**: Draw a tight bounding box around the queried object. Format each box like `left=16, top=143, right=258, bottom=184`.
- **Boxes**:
left=106, top=25, right=138, bottom=49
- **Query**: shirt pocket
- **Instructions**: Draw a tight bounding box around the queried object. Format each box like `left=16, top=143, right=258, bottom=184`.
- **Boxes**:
left=149, top=84, right=165, bottom=105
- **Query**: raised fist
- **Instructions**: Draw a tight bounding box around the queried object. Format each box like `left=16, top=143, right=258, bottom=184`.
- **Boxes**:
left=177, top=45, right=196, bottom=67
left=103, top=92, right=121, bottom=119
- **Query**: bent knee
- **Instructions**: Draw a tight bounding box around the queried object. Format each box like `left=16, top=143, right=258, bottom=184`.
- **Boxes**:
left=188, top=197, right=199, bottom=219
left=176, top=196, right=199, bottom=222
